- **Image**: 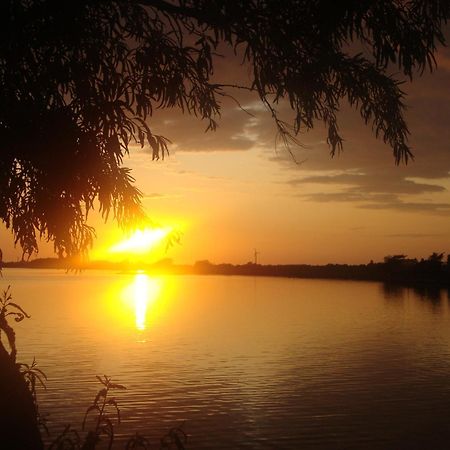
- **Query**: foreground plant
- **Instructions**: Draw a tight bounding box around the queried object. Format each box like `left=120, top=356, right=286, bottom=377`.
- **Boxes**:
left=0, top=285, right=30, bottom=361
left=51, top=375, right=187, bottom=450
left=19, top=357, right=49, bottom=436
left=82, top=375, right=127, bottom=450
left=125, top=425, right=187, bottom=450
left=0, top=285, right=44, bottom=449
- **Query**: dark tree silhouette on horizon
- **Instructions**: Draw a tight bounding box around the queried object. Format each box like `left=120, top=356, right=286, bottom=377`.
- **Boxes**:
left=0, top=3, right=448, bottom=447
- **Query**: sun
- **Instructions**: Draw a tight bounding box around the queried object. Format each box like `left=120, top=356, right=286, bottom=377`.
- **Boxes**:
left=109, top=227, right=172, bottom=255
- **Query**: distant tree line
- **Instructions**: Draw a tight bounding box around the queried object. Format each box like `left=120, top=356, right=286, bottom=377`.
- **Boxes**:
left=380, top=253, right=450, bottom=284
left=3, top=253, right=450, bottom=287
left=192, top=253, right=450, bottom=286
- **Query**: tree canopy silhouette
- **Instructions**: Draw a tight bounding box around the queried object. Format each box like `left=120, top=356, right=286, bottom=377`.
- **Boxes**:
left=1, top=0, right=448, bottom=257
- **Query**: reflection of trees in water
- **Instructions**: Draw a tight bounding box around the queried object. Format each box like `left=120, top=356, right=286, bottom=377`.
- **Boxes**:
left=382, top=282, right=447, bottom=313
left=412, top=285, right=442, bottom=304
left=411, top=285, right=445, bottom=314
left=381, top=283, right=406, bottom=301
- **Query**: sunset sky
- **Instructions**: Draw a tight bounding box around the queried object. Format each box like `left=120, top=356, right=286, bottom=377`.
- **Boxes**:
left=2, top=44, right=450, bottom=265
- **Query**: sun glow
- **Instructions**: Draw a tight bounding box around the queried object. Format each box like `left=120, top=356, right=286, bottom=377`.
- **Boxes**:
left=109, top=227, right=172, bottom=255
left=132, top=273, right=160, bottom=330
left=99, top=273, right=167, bottom=333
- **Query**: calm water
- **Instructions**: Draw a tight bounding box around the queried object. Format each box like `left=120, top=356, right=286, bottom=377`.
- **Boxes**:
left=3, top=269, right=450, bottom=449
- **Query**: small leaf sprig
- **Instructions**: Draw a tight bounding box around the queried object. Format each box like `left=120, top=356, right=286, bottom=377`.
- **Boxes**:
left=160, top=423, right=187, bottom=450
left=0, top=285, right=30, bottom=361
left=19, top=357, right=48, bottom=434
left=125, top=432, right=151, bottom=449
left=82, top=375, right=127, bottom=450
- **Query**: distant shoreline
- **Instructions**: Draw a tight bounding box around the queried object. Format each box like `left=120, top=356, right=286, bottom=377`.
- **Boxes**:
left=2, top=257, right=450, bottom=289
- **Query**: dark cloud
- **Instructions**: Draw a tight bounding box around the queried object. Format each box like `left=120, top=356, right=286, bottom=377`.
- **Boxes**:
left=289, top=173, right=445, bottom=194
left=143, top=193, right=164, bottom=198
left=303, top=192, right=397, bottom=203
left=385, top=233, right=446, bottom=238
left=301, top=191, right=450, bottom=214
left=141, top=192, right=178, bottom=200
left=361, top=200, right=450, bottom=214
left=290, top=170, right=449, bottom=213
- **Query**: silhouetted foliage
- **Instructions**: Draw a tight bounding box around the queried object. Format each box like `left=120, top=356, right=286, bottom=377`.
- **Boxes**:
left=384, top=254, right=408, bottom=264
left=46, top=374, right=187, bottom=449
left=0, top=286, right=44, bottom=449
left=125, top=433, right=151, bottom=450
left=160, top=425, right=188, bottom=450
left=49, top=424, right=83, bottom=450
left=0, top=285, right=30, bottom=361
left=1, top=0, right=448, bottom=257
left=189, top=253, right=450, bottom=287
left=81, top=375, right=126, bottom=450
left=19, top=357, right=48, bottom=435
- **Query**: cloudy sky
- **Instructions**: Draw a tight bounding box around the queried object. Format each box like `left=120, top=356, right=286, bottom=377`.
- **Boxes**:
left=2, top=39, right=450, bottom=265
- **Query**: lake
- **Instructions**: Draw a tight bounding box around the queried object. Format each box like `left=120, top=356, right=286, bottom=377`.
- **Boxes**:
left=3, top=269, right=450, bottom=449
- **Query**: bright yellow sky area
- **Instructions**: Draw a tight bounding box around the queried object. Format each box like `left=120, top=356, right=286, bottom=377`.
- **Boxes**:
left=93, top=227, right=173, bottom=263
left=115, top=147, right=449, bottom=265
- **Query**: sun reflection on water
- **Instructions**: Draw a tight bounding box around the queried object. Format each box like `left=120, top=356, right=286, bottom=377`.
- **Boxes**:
left=131, top=273, right=161, bottom=331
left=100, top=272, right=168, bottom=334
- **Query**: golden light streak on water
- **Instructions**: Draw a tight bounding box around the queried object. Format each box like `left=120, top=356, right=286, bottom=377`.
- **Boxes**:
left=99, top=272, right=165, bottom=333
left=132, top=273, right=161, bottom=331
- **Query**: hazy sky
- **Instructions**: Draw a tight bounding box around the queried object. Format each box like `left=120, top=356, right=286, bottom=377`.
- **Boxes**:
left=2, top=43, right=450, bottom=265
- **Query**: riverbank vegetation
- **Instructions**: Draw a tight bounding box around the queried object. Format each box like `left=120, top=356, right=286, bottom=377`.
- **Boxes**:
left=3, top=252, right=450, bottom=288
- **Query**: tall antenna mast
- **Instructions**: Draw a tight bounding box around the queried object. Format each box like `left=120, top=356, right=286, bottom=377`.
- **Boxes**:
left=254, top=248, right=259, bottom=265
